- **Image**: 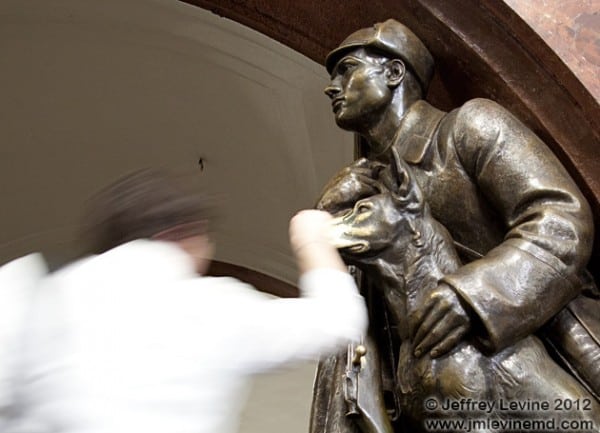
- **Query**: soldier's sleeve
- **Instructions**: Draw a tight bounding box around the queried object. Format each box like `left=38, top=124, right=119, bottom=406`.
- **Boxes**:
left=440, top=98, right=594, bottom=352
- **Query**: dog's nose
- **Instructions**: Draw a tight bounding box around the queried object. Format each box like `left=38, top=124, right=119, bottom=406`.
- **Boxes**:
left=328, top=217, right=352, bottom=249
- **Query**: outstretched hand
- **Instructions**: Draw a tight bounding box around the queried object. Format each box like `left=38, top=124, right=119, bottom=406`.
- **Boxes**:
left=289, top=210, right=347, bottom=273
left=316, top=158, right=387, bottom=214
left=410, top=283, right=471, bottom=358
left=289, top=210, right=333, bottom=252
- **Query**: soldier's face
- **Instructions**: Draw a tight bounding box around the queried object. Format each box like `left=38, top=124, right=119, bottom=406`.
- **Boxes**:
left=325, top=49, right=393, bottom=131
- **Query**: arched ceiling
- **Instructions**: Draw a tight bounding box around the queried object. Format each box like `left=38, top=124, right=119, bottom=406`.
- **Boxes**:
left=182, top=0, right=600, bottom=268
left=183, top=0, right=599, bottom=203
left=2, top=0, right=599, bottom=283
left=0, top=0, right=354, bottom=288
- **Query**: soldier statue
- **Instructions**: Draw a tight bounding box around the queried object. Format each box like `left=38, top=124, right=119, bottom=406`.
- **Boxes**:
left=312, top=19, right=600, bottom=433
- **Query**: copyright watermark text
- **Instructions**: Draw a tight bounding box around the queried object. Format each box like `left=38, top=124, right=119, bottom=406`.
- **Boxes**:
left=423, top=397, right=597, bottom=432
left=424, top=417, right=595, bottom=432
left=424, top=397, right=594, bottom=414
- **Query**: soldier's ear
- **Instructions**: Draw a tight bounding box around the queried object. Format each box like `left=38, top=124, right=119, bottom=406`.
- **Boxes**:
left=385, top=59, right=405, bottom=88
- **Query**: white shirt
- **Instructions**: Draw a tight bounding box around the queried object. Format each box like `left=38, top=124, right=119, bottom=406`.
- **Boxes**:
left=2, top=240, right=367, bottom=433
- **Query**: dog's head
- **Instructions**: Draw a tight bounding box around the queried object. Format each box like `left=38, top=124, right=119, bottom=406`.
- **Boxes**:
left=329, top=147, right=426, bottom=259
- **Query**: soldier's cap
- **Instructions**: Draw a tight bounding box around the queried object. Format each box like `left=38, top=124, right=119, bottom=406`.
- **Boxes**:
left=325, top=19, right=434, bottom=92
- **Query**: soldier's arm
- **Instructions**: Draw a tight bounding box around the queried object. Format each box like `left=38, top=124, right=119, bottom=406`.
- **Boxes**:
left=441, top=98, right=593, bottom=352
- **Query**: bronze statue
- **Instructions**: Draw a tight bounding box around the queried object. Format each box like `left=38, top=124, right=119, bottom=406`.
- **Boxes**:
left=330, top=146, right=599, bottom=431
left=311, top=19, right=600, bottom=433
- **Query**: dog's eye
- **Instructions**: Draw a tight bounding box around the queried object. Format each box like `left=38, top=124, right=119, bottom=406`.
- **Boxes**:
left=356, top=203, right=371, bottom=214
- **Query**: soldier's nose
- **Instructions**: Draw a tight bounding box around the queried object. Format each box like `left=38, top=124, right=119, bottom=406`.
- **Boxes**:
left=324, top=85, right=340, bottom=99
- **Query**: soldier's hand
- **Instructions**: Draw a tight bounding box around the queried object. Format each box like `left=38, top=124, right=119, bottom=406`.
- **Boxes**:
left=316, top=158, right=386, bottom=214
left=410, top=283, right=471, bottom=358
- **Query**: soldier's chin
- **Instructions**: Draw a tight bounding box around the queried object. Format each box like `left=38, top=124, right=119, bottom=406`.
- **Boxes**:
left=334, top=113, right=360, bottom=131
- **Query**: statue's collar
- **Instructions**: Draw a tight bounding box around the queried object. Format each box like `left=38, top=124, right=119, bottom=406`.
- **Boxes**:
left=393, top=100, right=446, bottom=164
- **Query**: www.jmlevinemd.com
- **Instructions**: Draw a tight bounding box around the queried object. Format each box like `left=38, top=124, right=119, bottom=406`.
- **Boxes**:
left=424, top=417, right=596, bottom=432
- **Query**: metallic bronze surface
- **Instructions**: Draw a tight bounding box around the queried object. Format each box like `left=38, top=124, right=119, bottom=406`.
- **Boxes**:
left=325, top=148, right=599, bottom=432
left=179, top=2, right=600, bottom=274
left=313, top=18, right=600, bottom=433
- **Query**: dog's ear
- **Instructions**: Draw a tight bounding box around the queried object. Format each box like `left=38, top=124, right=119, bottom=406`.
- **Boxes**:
left=388, top=146, right=425, bottom=212
left=390, top=146, right=410, bottom=195
left=379, top=146, right=406, bottom=193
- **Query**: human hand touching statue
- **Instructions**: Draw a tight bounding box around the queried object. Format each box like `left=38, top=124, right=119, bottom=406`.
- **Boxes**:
left=289, top=209, right=347, bottom=274
left=410, top=283, right=471, bottom=358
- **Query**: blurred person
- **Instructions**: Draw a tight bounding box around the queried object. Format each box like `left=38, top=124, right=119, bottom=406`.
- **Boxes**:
left=3, top=169, right=368, bottom=433
left=0, top=253, right=48, bottom=433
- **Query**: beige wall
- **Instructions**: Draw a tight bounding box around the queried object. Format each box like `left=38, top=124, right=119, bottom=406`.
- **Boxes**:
left=1, top=0, right=353, bottom=431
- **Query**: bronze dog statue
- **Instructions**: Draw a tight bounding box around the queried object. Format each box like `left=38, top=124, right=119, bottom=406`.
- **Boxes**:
left=325, top=148, right=600, bottom=432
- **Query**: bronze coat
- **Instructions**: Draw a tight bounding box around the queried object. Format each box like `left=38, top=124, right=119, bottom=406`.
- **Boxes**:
left=391, top=98, right=594, bottom=353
